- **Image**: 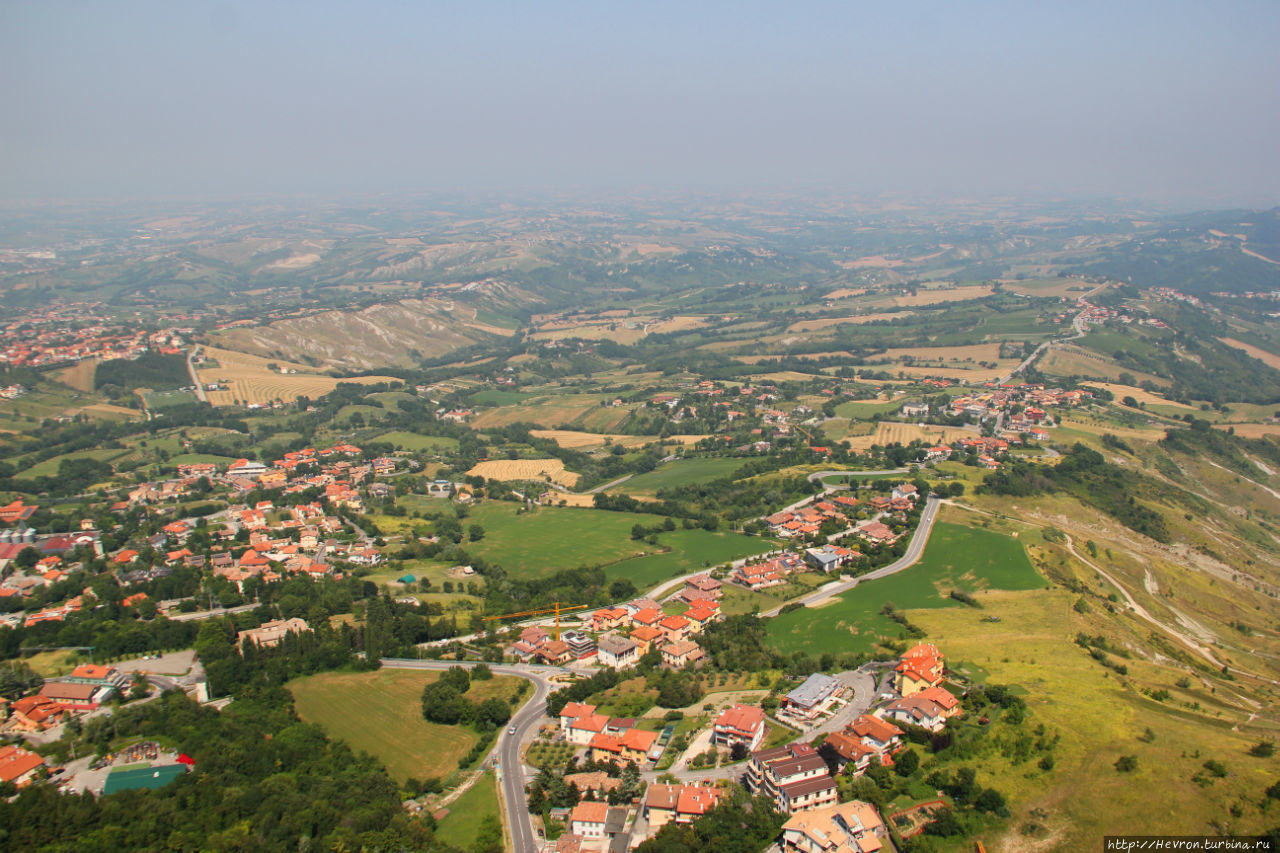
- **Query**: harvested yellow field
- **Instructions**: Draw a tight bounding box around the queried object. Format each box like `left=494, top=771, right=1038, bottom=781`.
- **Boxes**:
left=836, top=255, right=906, bottom=269
left=463, top=321, right=518, bottom=337
left=1039, top=346, right=1171, bottom=387
left=1216, top=423, right=1280, bottom=438
left=54, top=358, right=98, bottom=392
left=893, top=284, right=994, bottom=307
left=467, top=459, right=580, bottom=487
left=882, top=343, right=1003, bottom=362
left=531, top=323, right=646, bottom=345
left=646, top=316, right=707, bottom=334
left=845, top=422, right=976, bottom=451
left=531, top=430, right=651, bottom=449
left=77, top=402, right=142, bottom=419
left=530, top=314, right=706, bottom=345
left=1057, top=417, right=1167, bottom=442
left=885, top=363, right=1014, bottom=381
left=1087, top=382, right=1193, bottom=410
left=787, top=312, right=913, bottom=332
left=471, top=401, right=602, bottom=429
left=735, top=351, right=854, bottom=364
left=1000, top=278, right=1092, bottom=298
left=824, top=288, right=867, bottom=299
left=1220, top=338, right=1280, bottom=371
left=198, top=346, right=397, bottom=407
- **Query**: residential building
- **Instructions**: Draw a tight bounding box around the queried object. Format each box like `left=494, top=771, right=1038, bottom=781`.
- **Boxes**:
left=37, top=681, right=115, bottom=710
left=712, top=704, right=767, bottom=751
left=661, top=640, right=705, bottom=669
left=536, top=640, right=574, bottom=666
left=597, top=634, right=640, bottom=670
left=0, top=744, right=45, bottom=788
left=589, top=728, right=657, bottom=765
left=570, top=801, right=609, bottom=839
left=567, top=713, right=611, bottom=745
left=746, top=743, right=837, bottom=814
left=847, top=715, right=903, bottom=753
left=564, top=771, right=621, bottom=796
left=561, top=630, right=597, bottom=660
left=628, top=625, right=664, bottom=654
left=895, top=643, right=945, bottom=696
left=680, top=574, right=723, bottom=604
left=781, top=799, right=886, bottom=853
left=559, top=702, right=598, bottom=734
left=644, top=782, right=724, bottom=830
left=658, top=614, right=691, bottom=643
left=804, top=545, right=856, bottom=574
left=880, top=686, right=961, bottom=732
left=236, top=617, right=311, bottom=649
left=783, top=673, right=842, bottom=719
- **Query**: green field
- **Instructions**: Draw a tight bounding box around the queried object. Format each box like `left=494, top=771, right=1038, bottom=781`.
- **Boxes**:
left=288, top=668, right=522, bottom=783
left=462, top=503, right=668, bottom=576
left=614, top=456, right=746, bottom=495
left=17, top=447, right=129, bottom=479
left=603, top=528, right=777, bottom=590
left=834, top=398, right=906, bottom=419
left=470, top=388, right=535, bottom=406
left=375, top=430, right=460, bottom=452
left=142, top=388, right=200, bottom=409
left=768, top=522, right=1043, bottom=655
left=434, top=771, right=502, bottom=850
left=913, top=588, right=1280, bottom=845
left=463, top=502, right=772, bottom=582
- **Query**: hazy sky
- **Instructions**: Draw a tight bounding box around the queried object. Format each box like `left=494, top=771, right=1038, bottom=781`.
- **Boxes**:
left=3, top=1, right=1278, bottom=205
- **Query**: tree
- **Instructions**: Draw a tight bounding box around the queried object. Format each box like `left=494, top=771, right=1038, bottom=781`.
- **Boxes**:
left=894, top=748, right=920, bottom=777
left=422, top=683, right=471, bottom=724
left=468, top=524, right=486, bottom=542
left=471, top=663, right=493, bottom=681
left=1115, top=755, right=1138, bottom=772
left=476, top=697, right=511, bottom=727
left=974, top=787, right=1007, bottom=814
left=14, top=547, right=40, bottom=570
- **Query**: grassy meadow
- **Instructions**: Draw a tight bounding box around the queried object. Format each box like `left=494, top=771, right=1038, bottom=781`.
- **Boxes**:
left=767, top=522, right=1043, bottom=655
left=288, top=668, right=522, bottom=784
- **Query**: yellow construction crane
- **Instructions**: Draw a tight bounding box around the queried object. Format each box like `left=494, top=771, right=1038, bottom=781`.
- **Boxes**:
left=482, top=601, right=588, bottom=641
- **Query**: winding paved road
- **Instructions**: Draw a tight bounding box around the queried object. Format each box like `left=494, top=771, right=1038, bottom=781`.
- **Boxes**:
left=381, top=658, right=565, bottom=853
left=761, top=495, right=941, bottom=617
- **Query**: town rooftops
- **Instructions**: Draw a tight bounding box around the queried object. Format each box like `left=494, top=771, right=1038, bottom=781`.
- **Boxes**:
left=560, top=702, right=597, bottom=719
left=0, top=745, right=44, bottom=784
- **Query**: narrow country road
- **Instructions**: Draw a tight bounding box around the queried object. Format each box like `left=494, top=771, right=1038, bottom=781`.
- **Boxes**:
left=761, top=496, right=941, bottom=617
left=186, top=346, right=208, bottom=402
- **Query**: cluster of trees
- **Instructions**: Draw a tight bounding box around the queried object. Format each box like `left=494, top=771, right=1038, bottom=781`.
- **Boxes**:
left=634, top=789, right=786, bottom=853
left=420, top=665, right=511, bottom=729
left=526, top=757, right=644, bottom=813
left=0, top=688, right=458, bottom=852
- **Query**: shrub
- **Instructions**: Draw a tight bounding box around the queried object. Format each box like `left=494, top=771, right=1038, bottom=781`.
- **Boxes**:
left=1115, top=755, right=1138, bottom=772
